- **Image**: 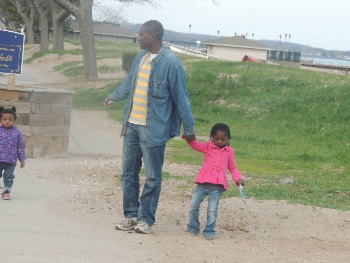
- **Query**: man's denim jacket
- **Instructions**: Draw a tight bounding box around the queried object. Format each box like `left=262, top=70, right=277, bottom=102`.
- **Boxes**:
left=108, top=46, right=195, bottom=147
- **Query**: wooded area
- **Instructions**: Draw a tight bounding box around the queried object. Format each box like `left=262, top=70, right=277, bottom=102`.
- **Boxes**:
left=0, top=0, right=162, bottom=81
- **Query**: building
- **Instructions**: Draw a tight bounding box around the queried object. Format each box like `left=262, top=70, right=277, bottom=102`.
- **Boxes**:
left=267, top=50, right=301, bottom=63
left=67, top=20, right=136, bottom=43
left=204, top=36, right=271, bottom=62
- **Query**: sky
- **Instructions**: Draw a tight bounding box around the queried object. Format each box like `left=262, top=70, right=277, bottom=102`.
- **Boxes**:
left=103, top=0, right=349, bottom=51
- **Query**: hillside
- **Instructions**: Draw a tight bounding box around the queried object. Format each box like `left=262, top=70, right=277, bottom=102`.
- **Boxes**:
left=123, top=23, right=350, bottom=60
left=257, top=39, right=350, bottom=59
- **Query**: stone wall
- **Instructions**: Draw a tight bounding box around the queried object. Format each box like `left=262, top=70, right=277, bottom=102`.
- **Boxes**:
left=0, top=85, right=74, bottom=158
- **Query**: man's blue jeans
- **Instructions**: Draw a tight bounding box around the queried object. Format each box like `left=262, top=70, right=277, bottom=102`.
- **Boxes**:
left=121, top=122, right=165, bottom=225
left=186, top=184, right=223, bottom=238
left=0, top=162, right=15, bottom=192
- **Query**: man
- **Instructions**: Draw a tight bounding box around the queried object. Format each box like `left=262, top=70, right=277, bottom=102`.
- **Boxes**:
left=104, top=20, right=195, bottom=234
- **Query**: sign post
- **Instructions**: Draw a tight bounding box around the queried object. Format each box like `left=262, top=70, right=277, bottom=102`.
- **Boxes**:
left=0, top=29, right=25, bottom=87
left=8, top=74, right=16, bottom=86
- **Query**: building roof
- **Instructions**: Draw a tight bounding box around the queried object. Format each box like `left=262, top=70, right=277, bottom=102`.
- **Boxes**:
left=69, top=20, right=136, bottom=38
left=204, top=36, right=271, bottom=50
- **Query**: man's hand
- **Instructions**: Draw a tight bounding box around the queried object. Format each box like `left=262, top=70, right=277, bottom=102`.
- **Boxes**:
left=103, top=98, right=114, bottom=106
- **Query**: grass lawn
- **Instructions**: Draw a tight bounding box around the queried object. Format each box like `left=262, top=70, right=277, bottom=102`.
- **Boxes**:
left=28, top=39, right=350, bottom=210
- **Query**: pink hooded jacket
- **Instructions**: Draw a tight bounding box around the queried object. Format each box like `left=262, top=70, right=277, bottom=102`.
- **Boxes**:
left=187, top=140, right=242, bottom=190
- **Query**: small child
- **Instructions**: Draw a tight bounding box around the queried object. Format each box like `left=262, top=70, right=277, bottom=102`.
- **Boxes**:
left=0, top=106, right=26, bottom=200
left=182, top=123, right=245, bottom=240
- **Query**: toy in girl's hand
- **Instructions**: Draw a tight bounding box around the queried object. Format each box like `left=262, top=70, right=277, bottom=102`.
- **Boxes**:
left=239, top=184, right=246, bottom=205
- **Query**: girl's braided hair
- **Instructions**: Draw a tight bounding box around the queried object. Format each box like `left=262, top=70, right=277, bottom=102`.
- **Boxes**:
left=210, top=123, right=231, bottom=140
left=0, top=106, right=17, bottom=120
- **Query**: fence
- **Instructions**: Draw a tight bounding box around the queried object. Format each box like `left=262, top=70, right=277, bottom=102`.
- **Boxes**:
left=267, top=50, right=301, bottom=62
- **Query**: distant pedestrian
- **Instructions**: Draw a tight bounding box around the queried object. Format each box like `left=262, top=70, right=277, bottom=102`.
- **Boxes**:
left=0, top=106, right=26, bottom=200
left=104, top=20, right=195, bottom=234
left=182, top=123, right=244, bottom=240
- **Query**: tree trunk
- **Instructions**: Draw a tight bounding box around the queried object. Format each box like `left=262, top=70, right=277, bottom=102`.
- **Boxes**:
left=32, top=0, right=50, bottom=51
left=39, top=16, right=49, bottom=51
left=50, top=1, right=69, bottom=51
left=24, top=21, right=35, bottom=44
left=52, top=19, right=64, bottom=50
left=76, top=9, right=98, bottom=81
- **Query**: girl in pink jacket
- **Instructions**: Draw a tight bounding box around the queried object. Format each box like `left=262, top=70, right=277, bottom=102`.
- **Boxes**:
left=182, top=123, right=245, bottom=240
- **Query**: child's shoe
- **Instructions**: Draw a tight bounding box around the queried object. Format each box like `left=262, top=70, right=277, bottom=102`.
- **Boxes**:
left=2, top=190, right=11, bottom=200
left=185, top=229, right=200, bottom=235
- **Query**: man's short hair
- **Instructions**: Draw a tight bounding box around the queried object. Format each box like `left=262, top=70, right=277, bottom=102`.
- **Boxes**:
left=143, top=20, right=164, bottom=40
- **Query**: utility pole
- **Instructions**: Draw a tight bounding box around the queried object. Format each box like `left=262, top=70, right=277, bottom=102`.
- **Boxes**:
left=279, top=34, right=282, bottom=51
left=285, top=33, right=288, bottom=51
left=188, top=24, right=191, bottom=49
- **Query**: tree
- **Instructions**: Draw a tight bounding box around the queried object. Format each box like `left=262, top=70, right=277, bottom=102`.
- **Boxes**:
left=9, top=0, right=36, bottom=43
left=32, top=0, right=50, bottom=51
left=52, top=0, right=98, bottom=81
left=0, top=0, right=23, bottom=31
left=118, top=0, right=160, bottom=6
left=93, top=2, right=126, bottom=24
left=49, top=0, right=70, bottom=50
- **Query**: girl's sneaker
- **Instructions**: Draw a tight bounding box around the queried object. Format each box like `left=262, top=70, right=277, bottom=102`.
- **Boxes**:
left=2, top=190, right=11, bottom=200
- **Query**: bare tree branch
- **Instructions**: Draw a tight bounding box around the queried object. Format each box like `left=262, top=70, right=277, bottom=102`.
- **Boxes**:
left=94, top=2, right=126, bottom=24
left=116, top=0, right=161, bottom=8
left=9, top=0, right=36, bottom=43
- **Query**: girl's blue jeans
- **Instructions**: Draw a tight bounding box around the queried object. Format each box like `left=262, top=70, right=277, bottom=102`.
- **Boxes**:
left=121, top=122, right=165, bottom=225
left=186, top=184, right=223, bottom=238
left=0, top=162, right=15, bottom=192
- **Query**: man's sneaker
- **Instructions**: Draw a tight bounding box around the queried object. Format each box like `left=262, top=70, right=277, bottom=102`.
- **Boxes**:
left=115, top=217, right=138, bottom=231
left=134, top=221, right=151, bottom=234
left=2, top=191, right=11, bottom=200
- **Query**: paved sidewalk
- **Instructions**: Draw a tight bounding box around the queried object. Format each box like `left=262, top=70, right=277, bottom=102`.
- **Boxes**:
left=0, top=62, right=55, bottom=86
left=68, top=109, right=123, bottom=157
left=0, top=161, right=146, bottom=263
left=1, top=61, right=123, bottom=157
left=0, top=62, right=135, bottom=263
left=0, top=88, right=131, bottom=262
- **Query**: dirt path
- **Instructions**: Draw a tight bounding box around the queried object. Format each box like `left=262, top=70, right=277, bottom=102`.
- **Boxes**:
left=1, top=45, right=349, bottom=262
left=2, top=109, right=349, bottom=263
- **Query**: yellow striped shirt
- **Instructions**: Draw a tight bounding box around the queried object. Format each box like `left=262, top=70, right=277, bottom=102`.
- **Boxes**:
left=128, top=54, right=151, bottom=125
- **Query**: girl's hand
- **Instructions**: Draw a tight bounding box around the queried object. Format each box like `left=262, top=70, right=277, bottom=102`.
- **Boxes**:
left=182, top=134, right=195, bottom=142
left=237, top=179, right=245, bottom=186
left=20, top=161, right=25, bottom=169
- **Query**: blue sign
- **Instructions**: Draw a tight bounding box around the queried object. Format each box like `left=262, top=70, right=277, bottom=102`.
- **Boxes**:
left=0, top=29, right=25, bottom=74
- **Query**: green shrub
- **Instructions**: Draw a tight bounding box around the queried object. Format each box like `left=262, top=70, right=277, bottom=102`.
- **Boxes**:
left=122, top=52, right=138, bottom=72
